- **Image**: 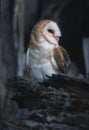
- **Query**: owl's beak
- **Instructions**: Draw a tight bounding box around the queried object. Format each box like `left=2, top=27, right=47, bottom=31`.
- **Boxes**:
left=53, top=35, right=61, bottom=42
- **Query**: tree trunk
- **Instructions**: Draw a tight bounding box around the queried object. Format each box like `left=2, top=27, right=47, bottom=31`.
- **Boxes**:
left=0, top=0, right=17, bottom=115
left=13, top=0, right=25, bottom=76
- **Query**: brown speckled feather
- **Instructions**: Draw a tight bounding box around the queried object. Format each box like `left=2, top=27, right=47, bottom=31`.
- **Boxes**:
left=31, top=20, right=51, bottom=42
left=51, top=46, right=71, bottom=73
left=29, top=20, right=52, bottom=49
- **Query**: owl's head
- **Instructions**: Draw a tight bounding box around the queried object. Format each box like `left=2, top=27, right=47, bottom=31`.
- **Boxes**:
left=30, top=20, right=61, bottom=54
left=31, top=20, right=61, bottom=46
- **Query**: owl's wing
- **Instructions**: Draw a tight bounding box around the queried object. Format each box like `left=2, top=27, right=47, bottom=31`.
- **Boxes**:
left=51, top=46, right=71, bottom=74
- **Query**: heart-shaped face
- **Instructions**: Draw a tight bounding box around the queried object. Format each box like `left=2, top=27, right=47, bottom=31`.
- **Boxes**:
left=42, top=21, right=61, bottom=45
left=30, top=19, right=62, bottom=53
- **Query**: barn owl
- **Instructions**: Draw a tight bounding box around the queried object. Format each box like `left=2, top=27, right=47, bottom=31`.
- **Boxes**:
left=26, top=20, right=71, bottom=82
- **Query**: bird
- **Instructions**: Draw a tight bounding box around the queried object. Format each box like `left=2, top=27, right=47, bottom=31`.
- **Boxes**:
left=26, top=19, right=71, bottom=82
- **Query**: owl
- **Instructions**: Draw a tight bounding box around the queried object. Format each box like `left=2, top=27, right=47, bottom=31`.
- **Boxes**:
left=26, top=20, right=71, bottom=82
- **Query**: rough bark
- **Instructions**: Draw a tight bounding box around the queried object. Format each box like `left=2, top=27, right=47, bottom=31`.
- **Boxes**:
left=1, top=74, right=89, bottom=130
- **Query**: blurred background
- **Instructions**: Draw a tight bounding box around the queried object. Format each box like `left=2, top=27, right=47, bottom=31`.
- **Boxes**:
left=0, top=0, right=89, bottom=98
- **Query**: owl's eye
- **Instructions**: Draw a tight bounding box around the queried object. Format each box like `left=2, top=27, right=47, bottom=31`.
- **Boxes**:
left=48, top=29, right=54, bottom=34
